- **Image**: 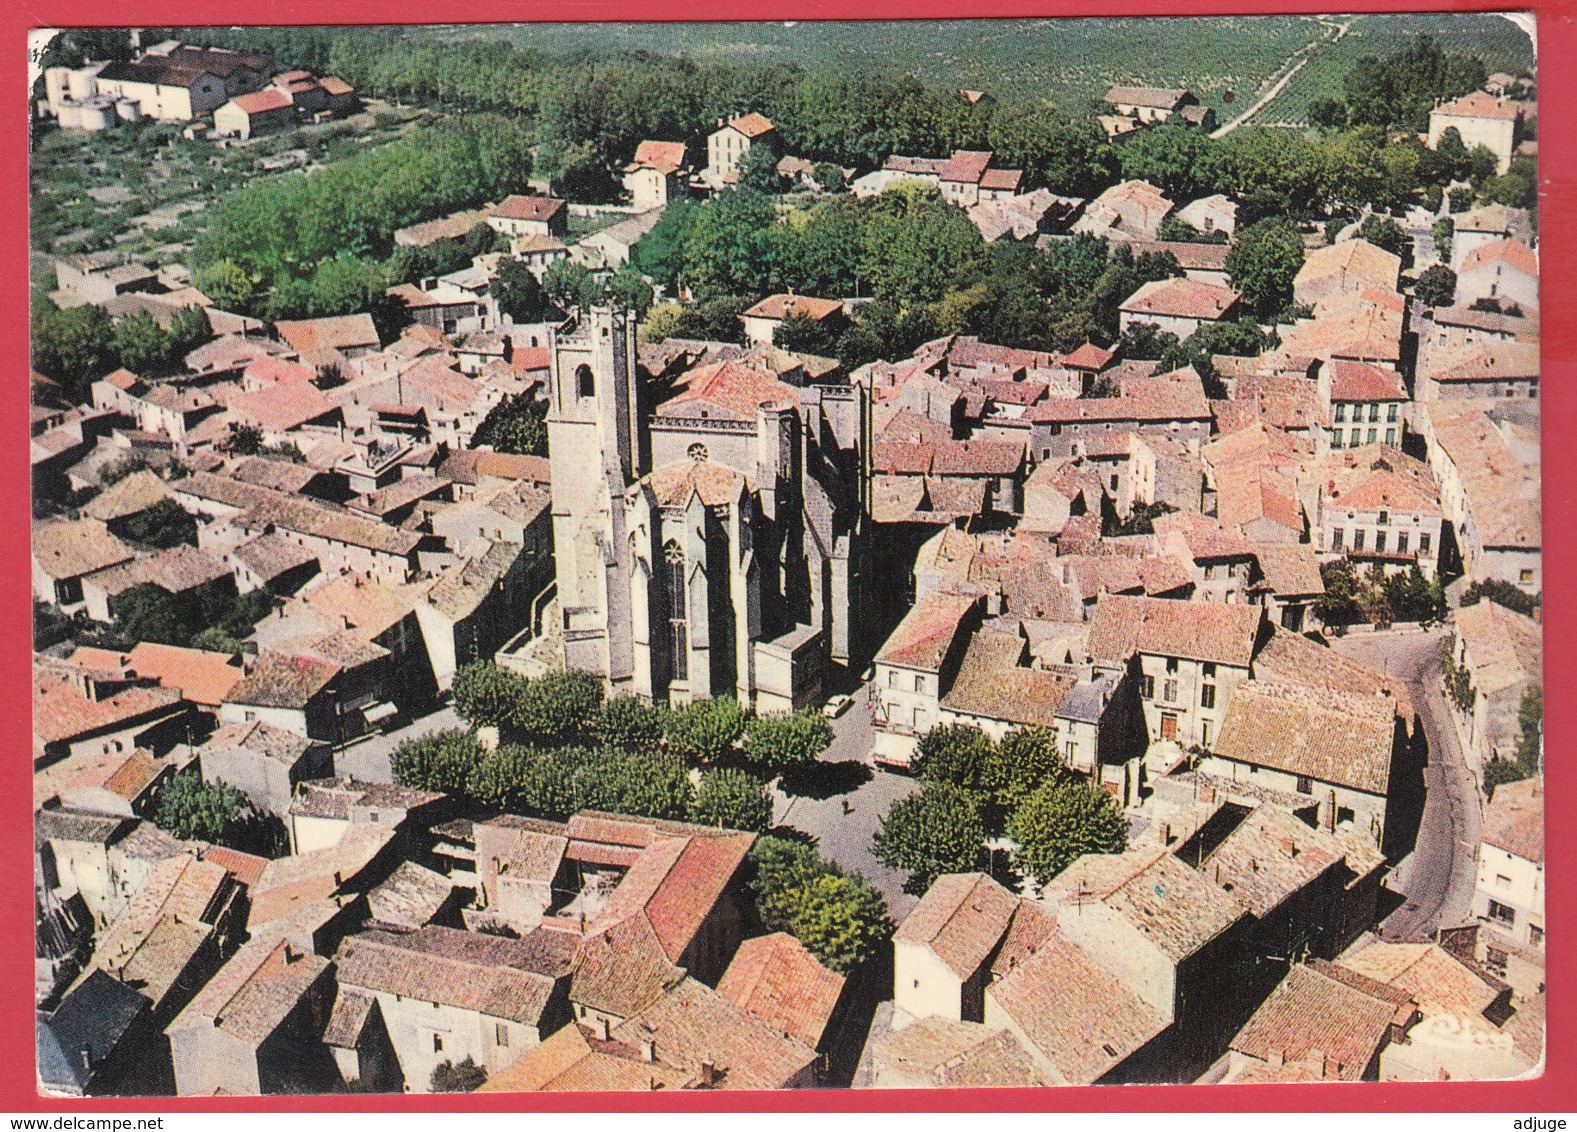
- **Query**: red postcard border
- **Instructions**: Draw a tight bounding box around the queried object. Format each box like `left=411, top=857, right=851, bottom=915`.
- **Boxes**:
left=5, top=0, right=1571, bottom=1113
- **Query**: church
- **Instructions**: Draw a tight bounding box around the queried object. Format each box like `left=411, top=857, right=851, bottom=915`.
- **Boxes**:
left=546, top=307, right=872, bottom=712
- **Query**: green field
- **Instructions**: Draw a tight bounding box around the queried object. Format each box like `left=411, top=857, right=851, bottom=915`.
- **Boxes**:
left=438, top=12, right=1533, bottom=115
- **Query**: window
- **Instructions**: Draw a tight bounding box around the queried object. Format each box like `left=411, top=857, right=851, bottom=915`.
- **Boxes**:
left=1365, top=428, right=1376, bottom=443
left=1296, top=775, right=1312, bottom=795
left=1141, top=676, right=1155, bottom=700
left=1163, top=679, right=1179, bottom=703
left=664, top=540, right=689, bottom=683
left=1110, top=474, right=1119, bottom=492
left=1337, top=806, right=1354, bottom=825
left=1397, top=533, right=1409, bottom=555
left=1334, top=403, right=1348, bottom=423
left=496, top=1023, right=509, bottom=1047
left=1484, top=947, right=1509, bottom=976
left=433, top=1034, right=444, bottom=1053
left=1387, top=403, right=1399, bottom=422
left=1520, top=569, right=1534, bottom=583
left=1203, top=663, right=1216, bottom=678
left=1420, top=533, right=1432, bottom=554
left=1353, top=530, right=1365, bottom=552
left=1386, top=429, right=1396, bottom=446
left=1332, top=529, right=1344, bottom=551
left=1200, top=721, right=1211, bottom=747
left=1374, top=531, right=1386, bottom=554
left=887, top=670, right=897, bottom=689
left=1201, top=684, right=1216, bottom=709
left=1064, top=741, right=1076, bottom=759
left=1166, top=658, right=1179, bottom=674
left=244, top=710, right=257, bottom=722
left=1531, top=924, right=1544, bottom=948
left=575, top=364, right=595, bottom=400
left=1205, top=564, right=1218, bottom=580
left=1487, top=899, right=1516, bottom=927
left=1368, top=404, right=1380, bottom=423
left=1378, top=511, right=1388, bottom=526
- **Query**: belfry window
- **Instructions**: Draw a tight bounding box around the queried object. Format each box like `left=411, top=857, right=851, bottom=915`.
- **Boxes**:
left=576, top=364, right=595, bottom=400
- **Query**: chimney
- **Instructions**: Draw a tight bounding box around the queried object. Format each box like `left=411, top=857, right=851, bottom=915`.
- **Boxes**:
left=1279, top=836, right=1298, bottom=859
left=1309, top=1048, right=1326, bottom=1079
left=1268, top=1050, right=1284, bottom=1068
left=699, top=1060, right=717, bottom=1088
left=80, top=1049, right=94, bottom=1075
left=1324, top=1055, right=1343, bottom=1080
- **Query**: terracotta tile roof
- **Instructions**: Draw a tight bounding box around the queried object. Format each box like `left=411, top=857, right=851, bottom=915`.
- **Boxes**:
left=611, top=976, right=817, bottom=1090
left=1328, top=359, right=1407, bottom=401
left=644, top=460, right=747, bottom=509
left=295, top=573, right=420, bottom=640
left=1327, top=466, right=1441, bottom=517
left=726, top=113, right=775, bottom=138
left=1338, top=942, right=1506, bottom=1021
left=631, top=140, right=687, bottom=175
left=1460, top=237, right=1538, bottom=280
left=123, top=642, right=243, bottom=707
left=1061, top=342, right=1114, bottom=371
left=1127, top=239, right=1231, bottom=273
left=85, top=470, right=172, bottom=523
left=978, top=167, right=1023, bottom=192
left=1425, top=402, right=1539, bottom=549
left=869, top=1016, right=1053, bottom=1087
left=1120, top=277, right=1239, bottom=321
left=1295, top=239, right=1400, bottom=296
left=875, top=589, right=978, bottom=671
left=1248, top=543, right=1324, bottom=597
left=1434, top=90, right=1522, bottom=120
left=1229, top=962, right=1398, bottom=1080
left=741, top=294, right=843, bottom=323
left=335, top=925, right=573, bottom=1025
left=941, top=628, right=1077, bottom=728
left=1028, top=371, right=1210, bottom=424
left=1104, top=851, right=1244, bottom=961
left=33, top=518, right=134, bottom=581
left=168, top=937, right=328, bottom=1045
left=1252, top=623, right=1412, bottom=722
left=1455, top=599, right=1540, bottom=696
left=492, top=194, right=566, bottom=223
left=199, top=844, right=271, bottom=888
left=659, top=359, right=800, bottom=422
left=931, top=438, right=1025, bottom=477
left=201, top=720, right=315, bottom=768
left=319, top=76, right=354, bottom=96
left=477, top=1022, right=693, bottom=1092
left=274, top=313, right=379, bottom=356
left=228, top=382, right=338, bottom=434
left=223, top=651, right=339, bottom=710
left=1198, top=804, right=1354, bottom=918
left=939, top=150, right=994, bottom=185
left=366, top=860, right=454, bottom=928
left=423, top=540, right=522, bottom=621
left=1105, top=85, right=1190, bottom=109
left=1085, top=593, right=1262, bottom=668
left=570, top=914, right=686, bottom=1019
left=393, top=209, right=488, bottom=248
left=1427, top=340, right=1539, bottom=384
left=91, top=854, right=232, bottom=1007
left=231, top=89, right=291, bottom=115
left=1213, top=680, right=1398, bottom=795
left=602, top=829, right=755, bottom=964
left=229, top=455, right=318, bottom=495
left=894, top=872, right=1016, bottom=979
left=717, top=933, right=846, bottom=1049
left=232, top=532, right=318, bottom=581
left=1481, top=776, right=1542, bottom=864
left=32, top=666, right=184, bottom=747
left=987, top=923, right=1169, bottom=1084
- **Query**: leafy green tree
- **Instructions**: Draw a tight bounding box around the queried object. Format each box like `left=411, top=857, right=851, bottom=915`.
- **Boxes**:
left=1116, top=122, right=1216, bottom=199
left=1344, top=35, right=1485, bottom=132
left=1120, top=322, right=1181, bottom=362
left=664, top=697, right=746, bottom=763
left=682, top=190, right=780, bottom=298
left=227, top=423, right=264, bottom=456
left=1357, top=214, right=1409, bottom=260
left=691, top=768, right=773, bottom=832
left=494, top=258, right=560, bottom=324
left=1315, top=559, right=1362, bottom=626
left=873, top=781, right=986, bottom=893
left=576, top=750, right=693, bottom=819
left=1461, top=579, right=1540, bottom=618
left=640, top=302, right=685, bottom=343
left=860, top=185, right=985, bottom=310
left=598, top=695, right=668, bottom=750
left=996, top=727, right=1072, bottom=811
left=739, top=143, right=784, bottom=194
left=633, top=202, right=697, bottom=291
left=986, top=105, right=1117, bottom=196
left=1515, top=684, right=1542, bottom=772
left=1226, top=218, right=1306, bottom=319
left=513, top=671, right=604, bottom=745
left=773, top=311, right=841, bottom=357
left=913, top=724, right=999, bottom=796
left=749, top=834, right=829, bottom=932
left=470, top=393, right=547, bottom=456
left=1007, top=777, right=1127, bottom=886
left=743, top=711, right=833, bottom=772
left=1309, top=98, right=1349, bottom=130
left=667, top=295, right=752, bottom=345
left=1448, top=186, right=1477, bottom=212
left=542, top=259, right=601, bottom=313
left=116, top=498, right=196, bottom=550
left=452, top=661, right=528, bottom=728
left=152, top=770, right=280, bottom=855
left=99, top=454, right=151, bottom=486
left=392, top=729, right=487, bottom=795
left=31, top=301, right=116, bottom=397
left=791, top=873, right=892, bottom=974
left=607, top=266, right=655, bottom=318
left=1430, top=218, right=1455, bottom=265
left=430, top=1057, right=487, bottom=1093
left=193, top=259, right=257, bottom=312
left=1482, top=757, right=1526, bottom=801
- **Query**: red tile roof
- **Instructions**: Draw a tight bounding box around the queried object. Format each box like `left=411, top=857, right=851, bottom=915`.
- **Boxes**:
left=726, top=113, right=775, bottom=138
left=33, top=666, right=184, bottom=747
left=1120, top=276, right=1240, bottom=321
left=232, top=89, right=292, bottom=115
left=1060, top=342, right=1114, bottom=371
left=658, top=359, right=800, bottom=421
left=1213, top=680, right=1399, bottom=796
left=717, top=933, right=846, bottom=1049
left=939, top=150, right=994, bottom=185
left=1459, top=237, right=1538, bottom=279
left=124, top=642, right=244, bottom=707
left=274, top=313, right=379, bottom=355
left=492, top=194, right=567, bottom=223
left=1327, top=359, right=1407, bottom=402
left=875, top=589, right=978, bottom=671
left=741, top=294, right=844, bottom=323
left=1230, top=962, right=1399, bottom=1081
left=895, top=872, right=1016, bottom=979
left=631, top=140, right=687, bottom=175
left=978, top=167, right=1023, bottom=192
left=1481, top=776, right=1542, bottom=864
left=1434, top=91, right=1521, bottom=121
left=1086, top=593, right=1263, bottom=668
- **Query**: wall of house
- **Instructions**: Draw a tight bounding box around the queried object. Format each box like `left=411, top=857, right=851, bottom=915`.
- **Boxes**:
left=1474, top=842, right=1543, bottom=947
left=1428, top=112, right=1517, bottom=173
left=1056, top=899, right=1176, bottom=1018
left=893, top=941, right=969, bottom=1023
left=1316, top=502, right=1442, bottom=580
left=1135, top=654, right=1245, bottom=749
left=219, top=701, right=312, bottom=741
left=359, top=988, right=542, bottom=1093
left=1456, top=263, right=1538, bottom=312
left=1329, top=401, right=1406, bottom=450
left=201, top=746, right=304, bottom=818
left=1200, top=756, right=1390, bottom=848
left=171, top=1024, right=260, bottom=1097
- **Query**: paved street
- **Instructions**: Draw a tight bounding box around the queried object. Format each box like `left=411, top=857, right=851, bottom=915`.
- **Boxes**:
left=333, top=706, right=462, bottom=784
left=1330, top=628, right=1481, bottom=939
left=772, top=686, right=922, bottom=920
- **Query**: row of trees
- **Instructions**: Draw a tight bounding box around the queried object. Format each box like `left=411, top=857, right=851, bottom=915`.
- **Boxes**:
left=748, top=834, right=891, bottom=974
left=450, top=661, right=833, bottom=772
left=872, top=725, right=1127, bottom=892
left=1316, top=560, right=1446, bottom=628
left=31, top=302, right=210, bottom=397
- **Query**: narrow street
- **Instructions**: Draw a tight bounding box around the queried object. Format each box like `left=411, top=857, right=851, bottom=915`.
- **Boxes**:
left=1329, top=629, right=1481, bottom=939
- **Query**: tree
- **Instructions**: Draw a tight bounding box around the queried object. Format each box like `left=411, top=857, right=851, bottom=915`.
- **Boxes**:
left=690, top=768, right=773, bottom=832
left=664, top=697, right=746, bottom=763
left=913, top=724, right=999, bottom=796
left=1460, top=579, right=1540, bottom=618
left=392, top=729, right=487, bottom=795
left=575, top=750, right=693, bottom=820
left=452, top=661, right=528, bottom=728
left=470, top=393, right=547, bottom=456
left=31, top=301, right=116, bottom=397
left=227, top=423, right=263, bottom=456
left=599, top=694, right=668, bottom=750
left=116, top=498, right=196, bottom=549
left=607, top=266, right=655, bottom=318
left=1515, top=684, right=1542, bottom=772
left=152, top=770, right=280, bottom=855
left=739, top=143, right=784, bottom=194
left=513, top=670, right=604, bottom=745
left=995, top=727, right=1072, bottom=811
left=1431, top=217, right=1454, bottom=264
left=791, top=873, right=891, bottom=974
left=743, top=711, right=833, bottom=772
left=99, top=454, right=151, bottom=486
left=773, top=311, right=841, bottom=357
left=542, top=259, right=600, bottom=313
left=749, top=834, right=830, bottom=932
left=1226, top=218, right=1306, bottom=319
left=494, top=257, right=559, bottom=324
left=1119, top=321, right=1181, bottom=362
left=1007, top=777, right=1128, bottom=886
left=1357, top=214, right=1409, bottom=260
left=873, top=782, right=985, bottom=893
left=430, top=1058, right=487, bottom=1093
left=1308, top=98, right=1349, bottom=130
left=193, top=259, right=257, bottom=312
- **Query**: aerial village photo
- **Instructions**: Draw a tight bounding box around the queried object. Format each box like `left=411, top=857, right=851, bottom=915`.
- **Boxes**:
left=28, top=14, right=1543, bottom=1098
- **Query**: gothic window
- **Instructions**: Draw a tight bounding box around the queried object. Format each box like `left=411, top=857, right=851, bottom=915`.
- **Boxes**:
left=576, top=364, right=595, bottom=400
left=664, top=540, right=689, bottom=682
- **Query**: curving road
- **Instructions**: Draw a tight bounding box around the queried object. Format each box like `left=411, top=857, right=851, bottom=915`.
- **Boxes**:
left=1329, top=628, right=1481, bottom=940
left=1211, top=18, right=1352, bottom=138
